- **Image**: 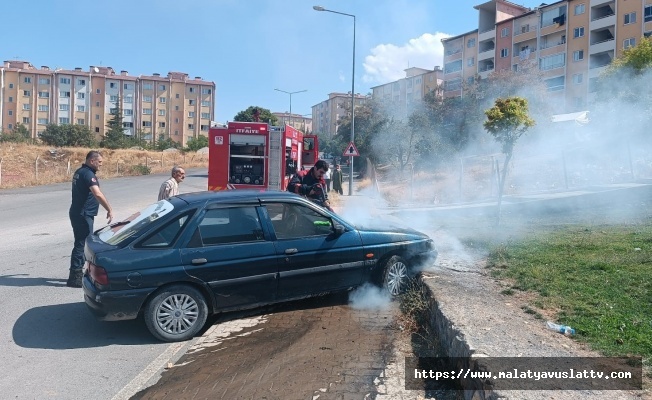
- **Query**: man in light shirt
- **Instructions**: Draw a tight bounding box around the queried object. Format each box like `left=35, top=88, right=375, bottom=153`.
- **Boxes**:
left=158, top=166, right=185, bottom=200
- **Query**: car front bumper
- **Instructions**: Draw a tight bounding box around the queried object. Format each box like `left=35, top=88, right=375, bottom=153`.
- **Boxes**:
left=82, top=275, right=156, bottom=321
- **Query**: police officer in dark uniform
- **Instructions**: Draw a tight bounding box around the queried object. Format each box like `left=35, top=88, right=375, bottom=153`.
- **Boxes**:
left=287, top=159, right=333, bottom=212
left=67, top=151, right=114, bottom=288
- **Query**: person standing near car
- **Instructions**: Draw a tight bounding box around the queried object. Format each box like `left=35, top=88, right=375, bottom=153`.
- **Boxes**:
left=158, top=166, right=185, bottom=200
left=288, top=159, right=333, bottom=211
left=332, top=164, right=344, bottom=195
left=323, top=166, right=331, bottom=192
left=68, top=151, right=113, bottom=288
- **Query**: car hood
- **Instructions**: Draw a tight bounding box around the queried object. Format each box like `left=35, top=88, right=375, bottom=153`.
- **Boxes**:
left=355, top=225, right=430, bottom=245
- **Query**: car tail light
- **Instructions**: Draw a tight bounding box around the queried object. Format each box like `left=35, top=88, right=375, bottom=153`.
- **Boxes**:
left=88, top=262, right=109, bottom=285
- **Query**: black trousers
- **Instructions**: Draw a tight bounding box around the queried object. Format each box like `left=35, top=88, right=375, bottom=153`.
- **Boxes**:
left=69, top=211, right=94, bottom=271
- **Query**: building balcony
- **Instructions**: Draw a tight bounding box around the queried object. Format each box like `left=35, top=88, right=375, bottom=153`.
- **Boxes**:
left=588, top=64, right=608, bottom=78
left=478, top=28, right=496, bottom=42
left=590, top=0, right=613, bottom=7
left=590, top=13, right=615, bottom=30
left=478, top=48, right=495, bottom=61
left=590, top=38, right=615, bottom=54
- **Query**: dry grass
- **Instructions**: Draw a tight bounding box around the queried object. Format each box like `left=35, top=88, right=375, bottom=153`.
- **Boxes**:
left=0, top=143, right=208, bottom=188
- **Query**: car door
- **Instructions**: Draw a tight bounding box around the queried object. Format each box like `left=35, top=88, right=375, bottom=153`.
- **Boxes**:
left=261, top=201, right=365, bottom=300
left=180, top=204, right=278, bottom=311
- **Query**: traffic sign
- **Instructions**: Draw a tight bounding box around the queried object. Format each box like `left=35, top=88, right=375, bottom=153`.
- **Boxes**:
left=343, top=141, right=360, bottom=157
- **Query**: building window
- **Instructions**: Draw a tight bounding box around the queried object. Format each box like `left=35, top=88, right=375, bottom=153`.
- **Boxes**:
left=77, top=118, right=85, bottom=125
left=159, top=122, right=166, bottom=128
left=540, top=53, right=566, bottom=70
left=77, top=92, right=85, bottom=99
left=175, top=106, right=179, bottom=111
left=59, top=104, right=69, bottom=111
left=60, top=91, right=70, bottom=98
left=187, top=124, right=195, bottom=130
left=176, top=93, right=180, bottom=98
left=23, top=104, right=31, bottom=110
left=201, top=88, right=212, bottom=94
left=444, top=60, right=462, bottom=74
left=96, top=89, right=101, bottom=94
left=573, top=50, right=584, bottom=61
left=573, top=27, right=584, bottom=38
left=23, top=117, right=30, bottom=124
left=38, top=78, right=50, bottom=85
left=573, top=73, right=583, bottom=84
left=624, top=38, right=636, bottom=49
left=175, top=118, right=179, bottom=123
left=124, top=83, right=134, bottom=90
left=188, top=112, right=195, bottom=117
left=9, top=83, right=13, bottom=89
left=158, top=109, right=166, bottom=116
left=124, top=96, right=133, bottom=103
left=500, top=48, right=509, bottom=58
left=201, top=100, right=210, bottom=107
left=541, top=6, right=567, bottom=28
left=8, top=124, right=12, bottom=130
left=143, top=95, right=152, bottom=102
left=143, top=108, right=152, bottom=115
left=646, top=5, right=652, bottom=22
left=38, top=105, right=49, bottom=112
left=24, top=77, right=31, bottom=83
left=624, top=12, right=636, bottom=25
left=124, top=109, right=133, bottom=116
left=467, top=57, right=475, bottom=66
left=142, top=121, right=152, bottom=127
left=501, top=27, right=510, bottom=37
left=77, top=105, right=86, bottom=112
left=175, top=130, right=179, bottom=135
left=96, top=114, right=100, bottom=120
left=467, top=38, right=476, bottom=48
left=159, top=84, right=166, bottom=91
left=545, top=76, right=565, bottom=91
left=201, top=112, right=210, bottom=119
left=189, top=87, right=195, bottom=93
left=78, top=79, right=86, bottom=85
left=159, top=97, right=166, bottom=103
left=189, top=99, right=196, bottom=105
left=60, top=78, right=71, bottom=84
left=96, top=101, right=100, bottom=107
left=109, top=82, right=117, bottom=88
left=38, top=91, right=49, bottom=98
left=38, top=118, right=49, bottom=124
left=123, top=122, right=134, bottom=128
left=110, top=95, right=119, bottom=102
left=95, top=127, right=100, bottom=133
left=201, top=125, right=209, bottom=131
left=8, top=97, right=12, bottom=102
left=59, top=117, right=70, bottom=124
left=143, top=83, right=153, bottom=90
left=24, top=90, right=31, bottom=97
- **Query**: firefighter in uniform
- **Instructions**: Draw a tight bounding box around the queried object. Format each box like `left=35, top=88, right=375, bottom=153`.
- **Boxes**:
left=287, top=159, right=333, bottom=212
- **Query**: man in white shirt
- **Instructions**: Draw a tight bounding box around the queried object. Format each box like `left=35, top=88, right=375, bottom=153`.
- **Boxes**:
left=158, top=166, right=185, bottom=200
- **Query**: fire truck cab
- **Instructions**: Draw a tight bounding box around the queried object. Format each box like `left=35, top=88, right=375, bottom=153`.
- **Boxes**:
left=208, top=121, right=318, bottom=191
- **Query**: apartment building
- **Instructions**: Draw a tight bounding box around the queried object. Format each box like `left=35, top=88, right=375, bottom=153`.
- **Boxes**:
left=370, top=66, right=444, bottom=117
left=0, top=60, right=216, bottom=146
left=271, top=112, right=313, bottom=134
left=442, top=0, right=652, bottom=112
left=311, top=92, right=368, bottom=138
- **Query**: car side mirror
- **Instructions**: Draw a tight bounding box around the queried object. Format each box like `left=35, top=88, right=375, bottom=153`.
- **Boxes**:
left=332, top=222, right=345, bottom=236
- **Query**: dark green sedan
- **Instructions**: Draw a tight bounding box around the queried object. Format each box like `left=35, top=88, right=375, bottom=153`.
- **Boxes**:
left=82, top=190, right=437, bottom=342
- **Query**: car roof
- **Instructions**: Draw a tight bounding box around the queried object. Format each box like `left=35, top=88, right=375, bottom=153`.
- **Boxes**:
left=175, top=190, right=301, bottom=205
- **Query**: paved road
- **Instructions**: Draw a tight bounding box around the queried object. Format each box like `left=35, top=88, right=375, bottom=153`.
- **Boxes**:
left=0, top=169, right=209, bottom=400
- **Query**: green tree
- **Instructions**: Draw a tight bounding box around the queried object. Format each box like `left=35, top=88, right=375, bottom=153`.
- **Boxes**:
left=155, top=137, right=181, bottom=151
left=39, top=124, right=96, bottom=147
left=605, top=36, right=652, bottom=75
left=233, top=106, right=278, bottom=125
left=0, top=123, right=31, bottom=143
left=101, top=98, right=126, bottom=149
left=484, top=97, right=535, bottom=226
left=185, top=135, right=208, bottom=152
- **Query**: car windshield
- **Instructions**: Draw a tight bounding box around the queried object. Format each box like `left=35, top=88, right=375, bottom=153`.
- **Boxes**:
left=98, top=200, right=175, bottom=245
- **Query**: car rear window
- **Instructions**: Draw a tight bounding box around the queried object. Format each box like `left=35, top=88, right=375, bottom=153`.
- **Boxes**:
left=97, top=200, right=175, bottom=245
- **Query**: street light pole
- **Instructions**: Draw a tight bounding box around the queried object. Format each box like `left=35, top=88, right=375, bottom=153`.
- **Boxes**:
left=313, top=5, right=355, bottom=196
left=274, top=88, right=307, bottom=128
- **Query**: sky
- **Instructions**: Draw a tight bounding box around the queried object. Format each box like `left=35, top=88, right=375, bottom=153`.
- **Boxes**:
left=2, top=0, right=543, bottom=124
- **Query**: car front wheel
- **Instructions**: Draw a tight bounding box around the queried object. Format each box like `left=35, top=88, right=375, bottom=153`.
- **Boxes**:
left=382, top=255, right=409, bottom=296
left=144, top=285, right=208, bottom=342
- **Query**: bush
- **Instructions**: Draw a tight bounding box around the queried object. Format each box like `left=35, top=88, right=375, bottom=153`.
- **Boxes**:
left=129, top=164, right=151, bottom=175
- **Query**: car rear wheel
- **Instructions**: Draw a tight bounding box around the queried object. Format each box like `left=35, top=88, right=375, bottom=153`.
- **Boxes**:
left=144, top=285, right=208, bottom=342
left=382, top=255, right=409, bottom=296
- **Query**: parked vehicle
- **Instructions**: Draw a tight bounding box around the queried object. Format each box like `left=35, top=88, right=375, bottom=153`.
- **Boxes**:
left=82, top=190, right=437, bottom=342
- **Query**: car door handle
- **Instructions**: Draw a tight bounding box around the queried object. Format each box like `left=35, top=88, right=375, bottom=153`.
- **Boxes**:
left=191, top=258, right=207, bottom=265
left=284, top=248, right=298, bottom=255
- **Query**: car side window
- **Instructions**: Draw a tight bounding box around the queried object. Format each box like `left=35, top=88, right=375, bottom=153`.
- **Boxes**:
left=139, top=212, right=193, bottom=248
left=197, top=206, right=264, bottom=245
left=266, top=203, right=333, bottom=239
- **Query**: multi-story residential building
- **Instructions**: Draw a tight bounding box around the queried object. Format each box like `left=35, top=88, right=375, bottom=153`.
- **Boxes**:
left=442, top=0, right=652, bottom=112
left=370, top=66, right=444, bottom=117
left=272, top=112, right=313, bottom=133
left=0, top=60, right=216, bottom=146
left=311, top=92, right=368, bottom=138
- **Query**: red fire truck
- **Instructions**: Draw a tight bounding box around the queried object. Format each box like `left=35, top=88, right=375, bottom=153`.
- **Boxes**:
left=208, top=121, right=318, bottom=191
